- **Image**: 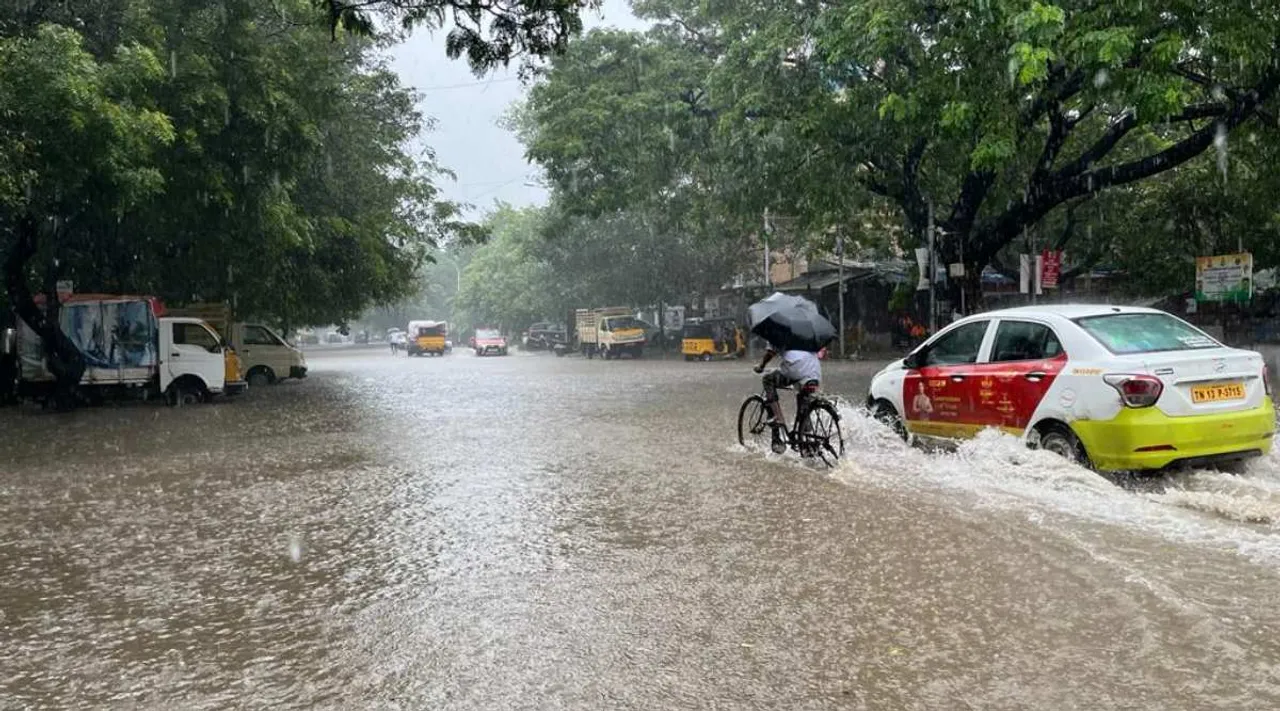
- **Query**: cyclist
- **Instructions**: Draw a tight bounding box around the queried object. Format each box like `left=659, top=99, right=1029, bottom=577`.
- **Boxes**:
left=753, top=342, right=822, bottom=451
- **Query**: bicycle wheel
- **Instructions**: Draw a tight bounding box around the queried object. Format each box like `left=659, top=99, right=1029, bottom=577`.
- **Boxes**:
left=800, top=401, right=844, bottom=467
left=737, top=395, right=773, bottom=450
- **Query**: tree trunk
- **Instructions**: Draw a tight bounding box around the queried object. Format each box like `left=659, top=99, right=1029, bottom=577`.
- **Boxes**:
left=4, top=217, right=85, bottom=410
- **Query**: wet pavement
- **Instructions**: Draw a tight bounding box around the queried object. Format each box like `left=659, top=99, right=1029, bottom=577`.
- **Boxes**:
left=5, top=347, right=1280, bottom=708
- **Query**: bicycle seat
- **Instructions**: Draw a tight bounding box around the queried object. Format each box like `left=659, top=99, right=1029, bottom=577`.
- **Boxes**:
left=801, top=380, right=820, bottom=393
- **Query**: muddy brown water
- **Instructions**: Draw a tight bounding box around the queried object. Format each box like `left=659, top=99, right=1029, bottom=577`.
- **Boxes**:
left=4, top=347, right=1280, bottom=709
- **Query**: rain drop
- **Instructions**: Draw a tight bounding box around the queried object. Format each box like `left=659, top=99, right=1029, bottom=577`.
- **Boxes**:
left=1093, top=68, right=1109, bottom=88
left=1212, top=85, right=1226, bottom=102
left=169, top=50, right=176, bottom=78
left=287, top=534, right=304, bottom=563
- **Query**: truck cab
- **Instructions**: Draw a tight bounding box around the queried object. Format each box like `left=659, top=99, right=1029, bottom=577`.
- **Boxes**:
left=162, top=317, right=231, bottom=404
left=229, top=322, right=307, bottom=386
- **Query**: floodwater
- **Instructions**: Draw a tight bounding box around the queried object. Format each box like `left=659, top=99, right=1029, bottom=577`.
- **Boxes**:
left=4, top=347, right=1280, bottom=709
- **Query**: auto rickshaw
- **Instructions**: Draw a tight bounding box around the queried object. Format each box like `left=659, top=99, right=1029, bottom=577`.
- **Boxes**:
left=406, top=320, right=448, bottom=357
left=681, top=317, right=746, bottom=361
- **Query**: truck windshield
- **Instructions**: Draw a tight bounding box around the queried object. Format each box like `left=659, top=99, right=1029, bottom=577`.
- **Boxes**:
left=1075, top=313, right=1220, bottom=354
left=174, top=323, right=222, bottom=353
left=416, top=326, right=445, bottom=337
left=603, top=317, right=642, bottom=331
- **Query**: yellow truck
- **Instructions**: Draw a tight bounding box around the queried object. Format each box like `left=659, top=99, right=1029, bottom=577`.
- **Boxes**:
left=574, top=307, right=647, bottom=359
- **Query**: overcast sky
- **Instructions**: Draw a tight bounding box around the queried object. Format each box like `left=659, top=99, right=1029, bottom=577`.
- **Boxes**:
left=388, top=1, right=650, bottom=218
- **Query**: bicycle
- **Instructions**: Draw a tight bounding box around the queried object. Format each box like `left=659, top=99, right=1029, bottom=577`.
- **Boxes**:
left=737, top=379, right=844, bottom=467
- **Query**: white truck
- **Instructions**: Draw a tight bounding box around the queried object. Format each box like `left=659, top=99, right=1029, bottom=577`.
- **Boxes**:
left=169, top=303, right=308, bottom=386
left=13, top=295, right=232, bottom=405
left=574, top=307, right=647, bottom=359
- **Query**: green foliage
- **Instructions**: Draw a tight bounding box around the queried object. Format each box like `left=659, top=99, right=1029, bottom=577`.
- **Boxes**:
left=0, top=0, right=480, bottom=329
left=515, top=0, right=1280, bottom=309
left=314, top=0, right=599, bottom=75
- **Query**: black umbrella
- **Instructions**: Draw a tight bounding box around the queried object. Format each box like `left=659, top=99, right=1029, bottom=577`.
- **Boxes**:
left=748, top=292, right=836, bottom=353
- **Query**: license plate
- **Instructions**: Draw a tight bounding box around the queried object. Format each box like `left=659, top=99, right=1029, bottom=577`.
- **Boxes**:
left=1191, top=382, right=1246, bottom=403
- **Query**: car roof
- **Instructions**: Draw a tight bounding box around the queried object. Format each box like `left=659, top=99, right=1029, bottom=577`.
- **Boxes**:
left=966, top=304, right=1165, bottom=322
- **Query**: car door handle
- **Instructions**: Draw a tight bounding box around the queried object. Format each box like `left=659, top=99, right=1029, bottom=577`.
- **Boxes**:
left=1025, top=371, right=1046, bottom=382
left=171, top=352, right=181, bottom=358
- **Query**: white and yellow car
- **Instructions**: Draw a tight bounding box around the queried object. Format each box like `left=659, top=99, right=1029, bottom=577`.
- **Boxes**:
left=867, top=305, right=1275, bottom=472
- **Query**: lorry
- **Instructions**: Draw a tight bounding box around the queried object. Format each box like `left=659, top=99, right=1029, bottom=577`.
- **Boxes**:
left=168, top=302, right=307, bottom=386
left=11, top=294, right=239, bottom=405
left=573, top=307, right=648, bottom=359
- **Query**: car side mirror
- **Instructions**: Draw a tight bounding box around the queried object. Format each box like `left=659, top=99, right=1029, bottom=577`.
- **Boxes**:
left=903, top=351, right=924, bottom=370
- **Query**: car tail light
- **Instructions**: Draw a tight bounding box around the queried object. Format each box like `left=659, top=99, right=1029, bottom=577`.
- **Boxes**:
left=1265, top=365, right=1273, bottom=397
left=1103, top=374, right=1163, bottom=408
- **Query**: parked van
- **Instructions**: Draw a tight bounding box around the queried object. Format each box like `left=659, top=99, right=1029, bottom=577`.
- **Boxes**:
left=168, top=304, right=308, bottom=387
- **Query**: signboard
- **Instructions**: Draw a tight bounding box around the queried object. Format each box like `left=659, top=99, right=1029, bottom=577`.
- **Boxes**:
left=949, top=262, right=965, bottom=278
left=1195, top=253, right=1253, bottom=303
left=1040, top=250, right=1063, bottom=289
left=56, top=280, right=74, bottom=297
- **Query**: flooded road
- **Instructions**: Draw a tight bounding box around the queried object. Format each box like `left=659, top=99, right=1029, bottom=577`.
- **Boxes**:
left=5, top=347, right=1280, bottom=708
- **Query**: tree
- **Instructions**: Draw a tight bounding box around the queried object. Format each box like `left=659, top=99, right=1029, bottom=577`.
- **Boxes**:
left=521, top=0, right=1280, bottom=307
left=316, top=0, right=600, bottom=75
left=0, top=24, right=174, bottom=408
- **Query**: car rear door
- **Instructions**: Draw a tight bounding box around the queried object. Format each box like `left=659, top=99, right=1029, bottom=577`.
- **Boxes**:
left=966, top=319, right=1069, bottom=434
left=903, top=320, right=993, bottom=439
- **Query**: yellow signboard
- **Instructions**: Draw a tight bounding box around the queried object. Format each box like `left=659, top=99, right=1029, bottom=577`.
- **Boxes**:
left=1195, top=253, right=1252, bottom=303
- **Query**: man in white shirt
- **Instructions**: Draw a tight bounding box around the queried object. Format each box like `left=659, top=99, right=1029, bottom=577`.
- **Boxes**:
left=753, top=344, right=823, bottom=450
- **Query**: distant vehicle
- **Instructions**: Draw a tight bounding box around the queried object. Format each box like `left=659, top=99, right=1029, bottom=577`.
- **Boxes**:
left=12, top=295, right=235, bottom=406
left=522, top=321, right=567, bottom=350
left=355, top=330, right=369, bottom=345
left=326, top=332, right=345, bottom=344
left=168, top=304, right=308, bottom=387
left=867, top=305, right=1276, bottom=473
left=473, top=328, right=509, bottom=356
left=573, top=307, right=646, bottom=359
left=681, top=318, right=746, bottom=361
left=406, top=320, right=447, bottom=357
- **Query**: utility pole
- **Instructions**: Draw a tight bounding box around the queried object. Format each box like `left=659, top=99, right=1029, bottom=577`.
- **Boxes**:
left=837, top=233, right=846, bottom=359
left=927, top=200, right=936, bottom=334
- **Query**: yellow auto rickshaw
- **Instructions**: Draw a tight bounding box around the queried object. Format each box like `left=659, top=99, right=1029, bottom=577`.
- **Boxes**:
left=681, top=317, right=746, bottom=361
left=406, top=320, right=448, bottom=357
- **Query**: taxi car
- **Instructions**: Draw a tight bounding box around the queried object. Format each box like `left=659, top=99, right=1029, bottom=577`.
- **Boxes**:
left=867, top=305, right=1275, bottom=472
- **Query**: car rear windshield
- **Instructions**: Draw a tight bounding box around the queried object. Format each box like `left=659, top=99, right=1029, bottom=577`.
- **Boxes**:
left=476, top=329, right=501, bottom=339
left=1074, top=313, right=1220, bottom=354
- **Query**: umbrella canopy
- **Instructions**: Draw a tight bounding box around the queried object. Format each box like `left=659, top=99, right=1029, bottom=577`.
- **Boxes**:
left=748, top=292, right=836, bottom=353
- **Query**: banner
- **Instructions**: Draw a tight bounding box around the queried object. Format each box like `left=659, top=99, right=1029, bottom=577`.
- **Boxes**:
left=1195, top=253, right=1253, bottom=303
left=1019, top=254, right=1031, bottom=294
left=1040, top=250, right=1063, bottom=289
left=915, top=248, right=930, bottom=291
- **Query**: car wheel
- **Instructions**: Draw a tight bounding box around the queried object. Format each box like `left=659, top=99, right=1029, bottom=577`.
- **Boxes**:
left=1037, top=424, right=1088, bottom=466
left=701, top=352, right=713, bottom=362
left=873, top=400, right=908, bottom=442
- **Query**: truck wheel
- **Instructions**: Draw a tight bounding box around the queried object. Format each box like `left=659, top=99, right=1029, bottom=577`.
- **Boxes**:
left=247, top=367, right=275, bottom=388
left=168, top=381, right=204, bottom=407
left=701, top=352, right=713, bottom=362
